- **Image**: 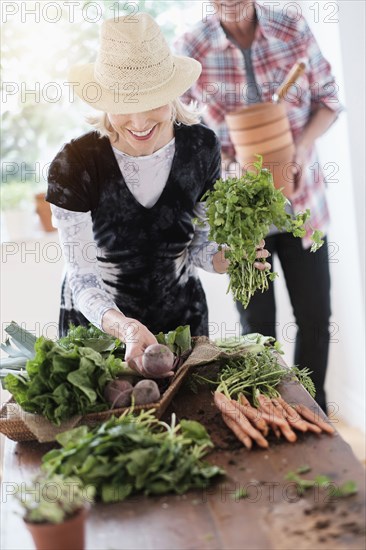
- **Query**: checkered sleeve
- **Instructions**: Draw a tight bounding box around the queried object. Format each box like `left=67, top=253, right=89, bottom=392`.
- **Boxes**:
left=303, top=19, right=343, bottom=116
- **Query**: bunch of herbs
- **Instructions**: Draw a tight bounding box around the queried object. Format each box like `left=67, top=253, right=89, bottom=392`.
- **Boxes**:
left=203, top=156, right=324, bottom=307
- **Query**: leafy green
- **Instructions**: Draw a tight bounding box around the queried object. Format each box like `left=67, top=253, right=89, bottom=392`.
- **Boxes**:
left=155, top=325, right=192, bottom=355
left=203, top=156, right=324, bottom=307
left=42, top=410, right=223, bottom=502
left=296, top=465, right=312, bottom=475
left=232, top=487, right=248, bottom=500
left=214, top=332, right=283, bottom=355
left=3, top=337, right=127, bottom=425
left=285, top=470, right=358, bottom=498
left=0, top=322, right=37, bottom=382
left=15, top=473, right=94, bottom=524
left=58, top=324, right=125, bottom=358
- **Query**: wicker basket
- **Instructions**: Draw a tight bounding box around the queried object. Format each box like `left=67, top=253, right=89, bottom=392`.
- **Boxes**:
left=0, top=351, right=193, bottom=443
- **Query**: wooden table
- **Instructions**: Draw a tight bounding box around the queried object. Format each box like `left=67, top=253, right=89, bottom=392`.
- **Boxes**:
left=1, top=379, right=365, bottom=550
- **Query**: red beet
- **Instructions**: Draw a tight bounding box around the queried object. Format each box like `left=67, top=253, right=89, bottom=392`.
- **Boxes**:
left=142, top=344, right=175, bottom=377
left=104, top=379, right=133, bottom=408
left=132, top=380, right=160, bottom=405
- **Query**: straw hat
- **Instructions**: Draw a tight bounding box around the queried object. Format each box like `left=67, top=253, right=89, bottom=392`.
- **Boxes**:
left=69, top=13, right=201, bottom=114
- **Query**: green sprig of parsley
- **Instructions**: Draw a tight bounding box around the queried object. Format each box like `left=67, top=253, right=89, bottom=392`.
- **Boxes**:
left=203, top=156, right=324, bottom=308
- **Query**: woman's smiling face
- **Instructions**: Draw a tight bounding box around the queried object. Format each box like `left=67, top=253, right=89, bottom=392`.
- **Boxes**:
left=108, top=105, right=174, bottom=156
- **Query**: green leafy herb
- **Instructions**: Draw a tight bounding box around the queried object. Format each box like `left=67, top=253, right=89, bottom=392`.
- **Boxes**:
left=329, top=480, right=358, bottom=498
left=42, top=409, right=223, bottom=502
left=285, top=470, right=358, bottom=497
left=232, top=487, right=248, bottom=500
left=203, top=156, right=324, bottom=307
left=296, top=465, right=312, bottom=475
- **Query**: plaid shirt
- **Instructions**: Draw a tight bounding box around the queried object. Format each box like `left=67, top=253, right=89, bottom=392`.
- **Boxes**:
left=175, top=3, right=343, bottom=247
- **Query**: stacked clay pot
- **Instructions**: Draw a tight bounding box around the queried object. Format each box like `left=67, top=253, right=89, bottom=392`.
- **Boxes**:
left=226, top=103, right=295, bottom=197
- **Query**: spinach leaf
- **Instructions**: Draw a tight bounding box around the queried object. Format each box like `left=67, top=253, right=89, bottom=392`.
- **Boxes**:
left=42, top=410, right=223, bottom=502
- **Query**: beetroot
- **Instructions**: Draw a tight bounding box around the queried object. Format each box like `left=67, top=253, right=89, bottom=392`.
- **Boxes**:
left=132, top=380, right=160, bottom=405
left=142, top=344, right=175, bottom=377
left=104, top=379, right=133, bottom=408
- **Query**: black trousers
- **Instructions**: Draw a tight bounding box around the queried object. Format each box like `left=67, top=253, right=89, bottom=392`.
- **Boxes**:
left=236, top=234, right=331, bottom=412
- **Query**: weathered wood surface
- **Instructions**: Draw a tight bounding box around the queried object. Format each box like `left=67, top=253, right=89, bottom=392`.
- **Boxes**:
left=1, top=378, right=365, bottom=550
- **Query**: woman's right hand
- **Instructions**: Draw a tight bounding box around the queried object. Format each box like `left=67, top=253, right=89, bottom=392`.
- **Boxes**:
left=102, top=311, right=174, bottom=378
left=121, top=317, right=158, bottom=375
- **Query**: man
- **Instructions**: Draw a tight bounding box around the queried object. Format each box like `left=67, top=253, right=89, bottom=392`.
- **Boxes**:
left=175, top=0, right=343, bottom=411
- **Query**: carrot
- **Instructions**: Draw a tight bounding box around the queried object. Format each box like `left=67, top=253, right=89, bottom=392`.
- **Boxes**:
left=222, top=413, right=252, bottom=449
left=275, top=398, right=308, bottom=432
left=271, top=399, right=290, bottom=439
left=256, top=394, right=284, bottom=438
left=239, top=393, right=282, bottom=439
left=279, top=423, right=297, bottom=442
left=256, top=394, right=288, bottom=426
left=271, top=423, right=282, bottom=439
left=214, top=392, right=269, bottom=448
left=237, top=394, right=269, bottom=436
left=274, top=398, right=321, bottom=434
left=238, top=392, right=251, bottom=406
left=293, top=404, right=335, bottom=435
left=302, top=422, right=322, bottom=434
left=257, top=394, right=296, bottom=443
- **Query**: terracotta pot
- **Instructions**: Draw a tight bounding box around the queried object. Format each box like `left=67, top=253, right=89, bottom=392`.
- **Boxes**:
left=35, top=192, right=56, bottom=233
left=229, top=116, right=290, bottom=146
left=235, top=130, right=293, bottom=157
left=226, top=102, right=286, bottom=131
left=25, top=507, right=87, bottom=550
left=239, top=143, right=296, bottom=198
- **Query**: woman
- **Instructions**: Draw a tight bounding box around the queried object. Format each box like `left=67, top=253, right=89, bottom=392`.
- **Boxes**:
left=47, top=13, right=269, bottom=374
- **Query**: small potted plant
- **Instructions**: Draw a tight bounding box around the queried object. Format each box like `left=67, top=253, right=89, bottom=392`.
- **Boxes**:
left=16, top=473, right=94, bottom=550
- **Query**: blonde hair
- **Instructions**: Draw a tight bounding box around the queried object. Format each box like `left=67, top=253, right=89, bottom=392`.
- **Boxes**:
left=86, top=98, right=203, bottom=142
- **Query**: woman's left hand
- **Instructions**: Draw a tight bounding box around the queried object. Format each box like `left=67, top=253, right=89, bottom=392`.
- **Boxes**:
left=213, top=240, right=271, bottom=273
left=253, top=239, right=271, bottom=271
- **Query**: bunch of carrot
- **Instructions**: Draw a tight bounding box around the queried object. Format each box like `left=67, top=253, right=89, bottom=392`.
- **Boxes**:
left=214, top=390, right=335, bottom=450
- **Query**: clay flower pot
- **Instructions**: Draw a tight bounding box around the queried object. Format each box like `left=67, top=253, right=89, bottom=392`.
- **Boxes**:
left=226, top=102, right=286, bottom=130
left=229, top=116, right=290, bottom=146
left=235, top=130, right=293, bottom=157
left=25, top=507, right=87, bottom=550
left=225, top=102, right=295, bottom=197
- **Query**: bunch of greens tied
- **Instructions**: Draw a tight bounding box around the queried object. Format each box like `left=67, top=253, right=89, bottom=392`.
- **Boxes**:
left=202, top=156, right=324, bottom=308
left=42, top=409, right=223, bottom=502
